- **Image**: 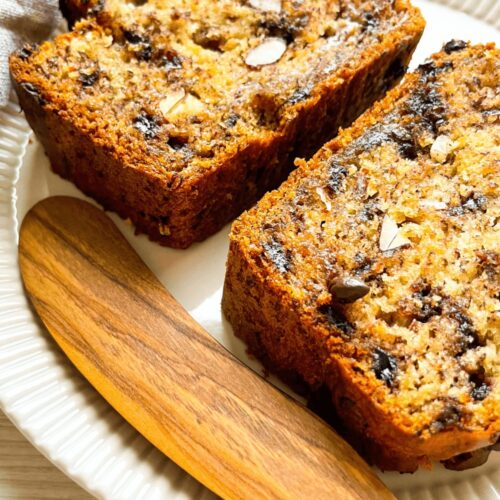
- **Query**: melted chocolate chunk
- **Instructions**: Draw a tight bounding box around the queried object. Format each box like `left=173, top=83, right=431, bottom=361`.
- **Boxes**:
left=372, top=348, right=398, bottom=387
left=412, top=284, right=442, bottom=322
left=327, top=161, right=348, bottom=194
left=19, top=82, right=45, bottom=106
left=133, top=113, right=159, bottom=139
left=79, top=69, right=100, bottom=87
left=318, top=305, right=354, bottom=335
left=431, top=403, right=461, bottom=432
left=448, top=193, right=488, bottom=216
left=263, top=239, right=290, bottom=273
left=288, top=86, right=311, bottom=105
left=405, top=86, right=447, bottom=133
left=260, top=14, right=309, bottom=44
left=123, top=30, right=153, bottom=60
left=443, top=40, right=467, bottom=54
left=417, top=60, right=454, bottom=79
left=449, top=309, right=482, bottom=353
left=389, top=125, right=418, bottom=159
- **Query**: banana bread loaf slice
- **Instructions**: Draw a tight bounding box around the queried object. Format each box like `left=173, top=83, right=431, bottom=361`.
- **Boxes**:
left=222, top=42, right=500, bottom=471
left=10, top=0, right=424, bottom=248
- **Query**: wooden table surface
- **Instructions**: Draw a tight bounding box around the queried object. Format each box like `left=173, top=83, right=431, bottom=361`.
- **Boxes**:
left=0, top=411, right=93, bottom=499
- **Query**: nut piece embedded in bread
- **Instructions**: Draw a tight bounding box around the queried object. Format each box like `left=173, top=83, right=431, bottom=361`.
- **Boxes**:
left=10, top=0, right=424, bottom=248
left=222, top=42, right=500, bottom=471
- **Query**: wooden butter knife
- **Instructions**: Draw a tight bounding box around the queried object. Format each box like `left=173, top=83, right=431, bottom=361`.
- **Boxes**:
left=18, top=196, right=392, bottom=499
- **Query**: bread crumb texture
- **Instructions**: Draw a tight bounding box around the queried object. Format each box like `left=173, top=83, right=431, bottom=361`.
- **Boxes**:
left=223, top=43, right=500, bottom=470
left=9, top=0, right=424, bottom=247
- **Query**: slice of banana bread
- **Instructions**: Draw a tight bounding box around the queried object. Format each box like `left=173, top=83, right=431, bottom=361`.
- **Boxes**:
left=10, top=0, right=424, bottom=248
left=222, top=42, right=500, bottom=471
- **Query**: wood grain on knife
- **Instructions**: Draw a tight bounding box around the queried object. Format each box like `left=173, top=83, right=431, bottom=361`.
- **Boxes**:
left=19, top=196, right=393, bottom=499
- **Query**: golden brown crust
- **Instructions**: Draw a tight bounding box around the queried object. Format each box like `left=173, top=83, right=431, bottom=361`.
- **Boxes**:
left=10, top=1, right=424, bottom=248
left=222, top=43, right=500, bottom=471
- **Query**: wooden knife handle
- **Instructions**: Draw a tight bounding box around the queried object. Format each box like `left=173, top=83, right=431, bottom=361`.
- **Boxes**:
left=19, top=196, right=392, bottom=499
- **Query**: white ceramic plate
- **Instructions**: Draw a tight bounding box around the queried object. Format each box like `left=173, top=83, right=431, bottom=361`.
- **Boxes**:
left=1, top=1, right=499, bottom=498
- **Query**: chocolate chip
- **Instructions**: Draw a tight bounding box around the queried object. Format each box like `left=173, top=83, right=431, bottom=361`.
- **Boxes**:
left=327, top=161, right=348, bottom=194
left=372, top=348, right=398, bottom=387
left=329, top=276, right=370, bottom=303
left=19, top=82, right=45, bottom=106
left=133, top=113, right=159, bottom=139
left=263, top=239, right=290, bottom=273
left=287, top=86, right=311, bottom=105
left=443, top=448, right=491, bottom=471
left=79, top=69, right=100, bottom=87
left=443, top=40, right=467, bottom=54
left=318, top=305, right=353, bottom=335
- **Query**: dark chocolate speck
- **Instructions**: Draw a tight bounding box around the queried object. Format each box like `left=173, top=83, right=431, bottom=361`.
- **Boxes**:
left=19, top=82, right=45, bottom=106
left=318, top=305, right=354, bottom=336
left=327, top=161, right=348, bottom=194
left=443, top=40, right=467, bottom=54
left=373, top=347, right=398, bottom=387
left=133, top=113, right=159, bottom=139
left=263, top=239, right=290, bottom=273
left=79, top=70, right=100, bottom=87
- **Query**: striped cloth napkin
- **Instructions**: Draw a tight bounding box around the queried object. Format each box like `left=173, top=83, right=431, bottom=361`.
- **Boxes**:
left=0, top=0, right=60, bottom=106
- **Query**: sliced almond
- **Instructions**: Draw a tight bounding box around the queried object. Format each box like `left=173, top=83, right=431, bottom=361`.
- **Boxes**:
left=170, top=93, right=205, bottom=117
left=159, top=88, right=186, bottom=116
left=430, top=135, right=453, bottom=163
left=379, top=215, right=411, bottom=252
left=245, top=37, right=287, bottom=67
left=249, top=0, right=281, bottom=12
left=316, top=187, right=332, bottom=211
